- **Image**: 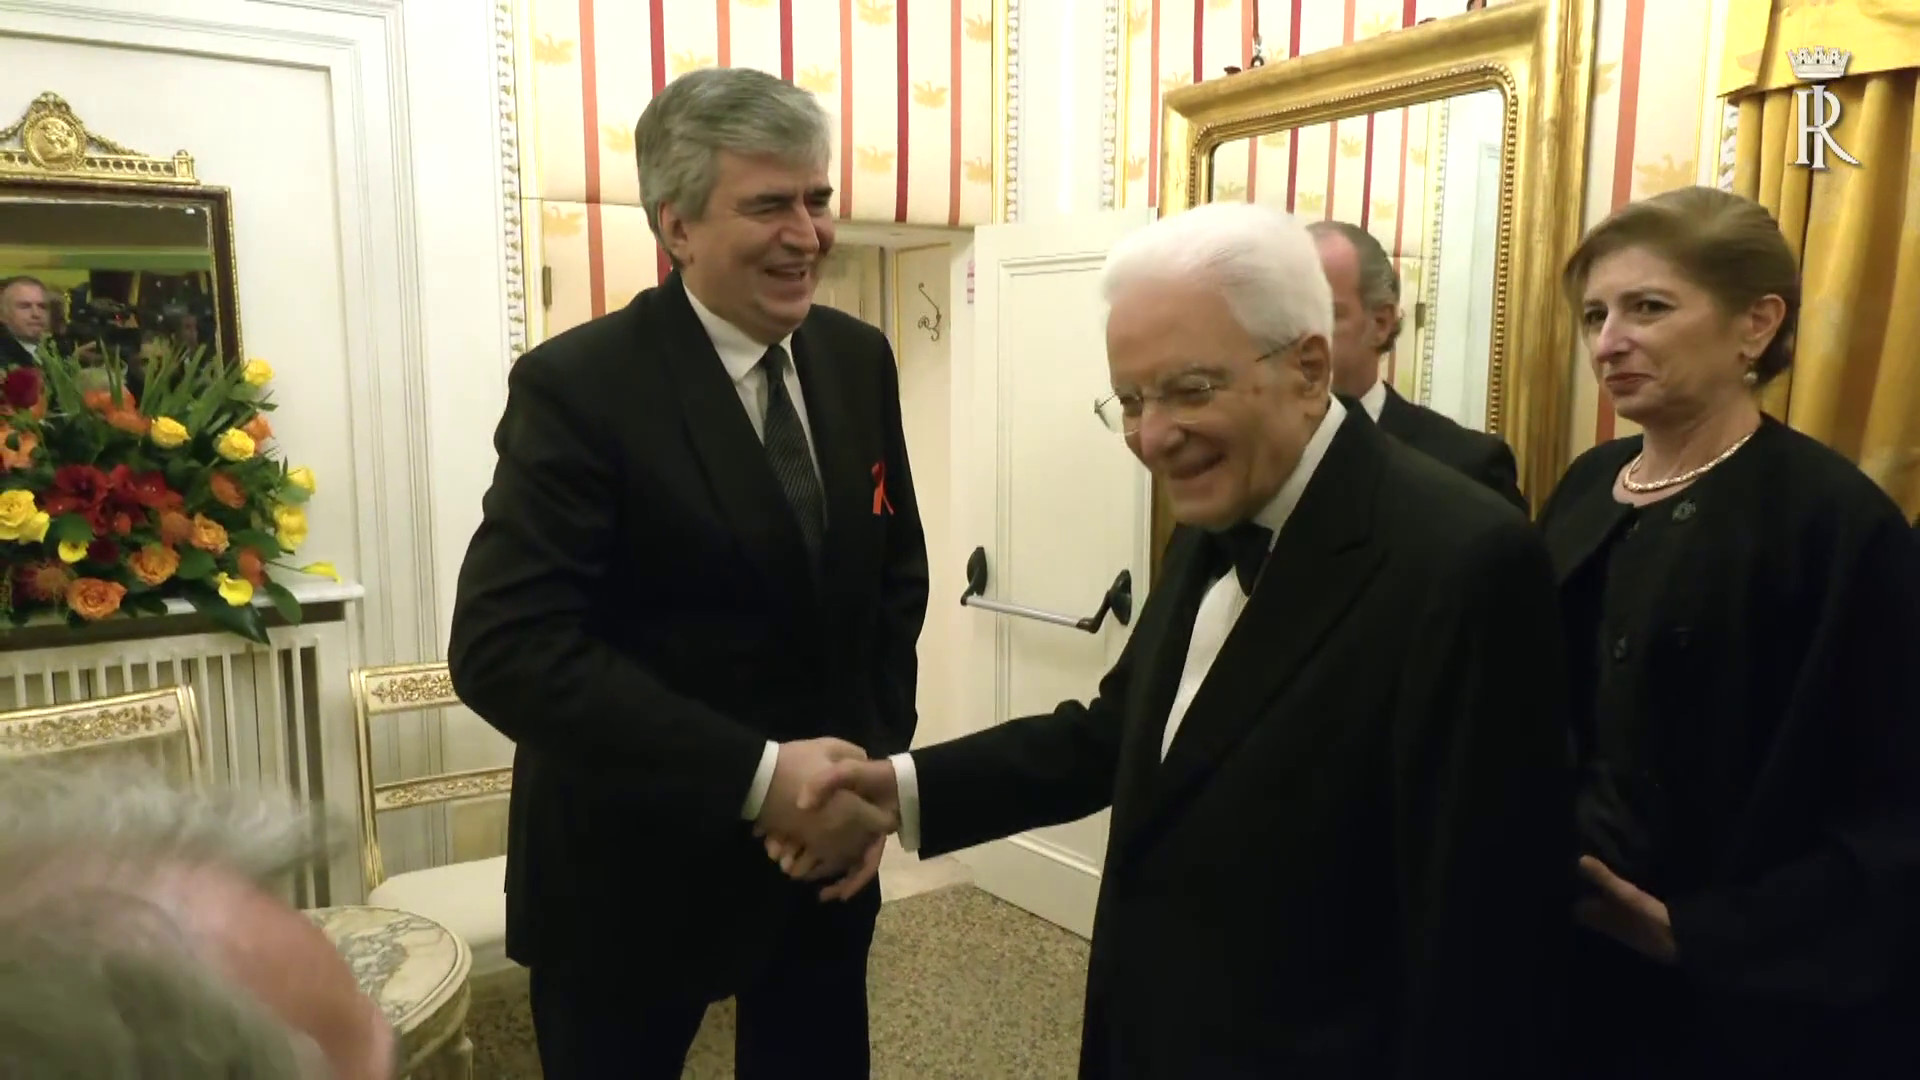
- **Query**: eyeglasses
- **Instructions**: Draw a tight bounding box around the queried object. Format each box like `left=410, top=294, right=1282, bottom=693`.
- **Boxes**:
left=1092, top=342, right=1296, bottom=436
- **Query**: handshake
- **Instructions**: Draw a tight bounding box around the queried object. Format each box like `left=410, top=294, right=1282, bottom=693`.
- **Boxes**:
left=752, top=737, right=901, bottom=902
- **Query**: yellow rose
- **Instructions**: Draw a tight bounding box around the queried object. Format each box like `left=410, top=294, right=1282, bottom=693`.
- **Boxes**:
left=150, top=416, right=189, bottom=449
left=241, top=359, right=274, bottom=386
left=297, top=560, right=340, bottom=582
left=0, top=490, right=48, bottom=542
left=286, top=466, right=316, bottom=494
left=214, top=428, right=256, bottom=462
left=57, top=540, right=87, bottom=563
left=214, top=572, right=254, bottom=606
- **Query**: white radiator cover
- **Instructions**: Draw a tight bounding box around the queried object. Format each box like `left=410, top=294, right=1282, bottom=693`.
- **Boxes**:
left=0, top=583, right=412, bottom=907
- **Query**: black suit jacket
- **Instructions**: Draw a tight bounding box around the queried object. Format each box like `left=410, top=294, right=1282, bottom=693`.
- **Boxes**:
left=0, top=336, right=35, bottom=369
left=912, top=409, right=1572, bottom=1078
left=447, top=275, right=929, bottom=992
left=1374, top=383, right=1527, bottom=511
left=1540, top=418, right=1920, bottom=1076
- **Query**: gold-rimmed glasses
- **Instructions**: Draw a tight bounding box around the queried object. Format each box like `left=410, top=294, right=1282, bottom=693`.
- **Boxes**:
left=1093, top=343, right=1295, bottom=436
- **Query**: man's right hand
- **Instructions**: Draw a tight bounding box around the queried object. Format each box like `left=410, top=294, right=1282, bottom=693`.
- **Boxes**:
left=753, top=739, right=893, bottom=883
left=767, top=757, right=901, bottom=901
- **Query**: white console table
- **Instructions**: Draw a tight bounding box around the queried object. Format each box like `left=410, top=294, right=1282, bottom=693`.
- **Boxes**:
left=0, top=580, right=367, bottom=907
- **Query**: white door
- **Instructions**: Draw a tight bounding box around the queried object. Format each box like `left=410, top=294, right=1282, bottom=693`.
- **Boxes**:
left=952, top=210, right=1153, bottom=938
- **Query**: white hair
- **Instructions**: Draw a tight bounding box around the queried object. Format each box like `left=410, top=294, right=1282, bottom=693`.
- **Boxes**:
left=1100, top=201, right=1334, bottom=351
left=0, top=763, right=344, bottom=1078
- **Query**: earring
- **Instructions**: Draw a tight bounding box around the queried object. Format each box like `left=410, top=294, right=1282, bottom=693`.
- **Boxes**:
left=1742, top=368, right=1759, bottom=387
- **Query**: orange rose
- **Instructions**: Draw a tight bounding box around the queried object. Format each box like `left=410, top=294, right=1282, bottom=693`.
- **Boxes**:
left=188, top=514, right=229, bottom=555
left=242, top=414, right=272, bottom=443
left=82, top=387, right=139, bottom=413
left=237, top=546, right=267, bottom=586
left=209, top=472, right=247, bottom=510
left=65, top=577, right=126, bottom=621
left=105, top=409, right=150, bottom=436
left=0, top=424, right=37, bottom=471
left=158, top=509, right=194, bottom=546
left=128, top=543, right=181, bottom=586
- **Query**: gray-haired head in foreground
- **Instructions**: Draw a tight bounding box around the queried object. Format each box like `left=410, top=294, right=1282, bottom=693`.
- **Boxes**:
left=0, top=763, right=340, bottom=1078
left=1307, top=219, right=1404, bottom=353
left=1100, top=201, right=1334, bottom=352
left=635, top=68, right=833, bottom=252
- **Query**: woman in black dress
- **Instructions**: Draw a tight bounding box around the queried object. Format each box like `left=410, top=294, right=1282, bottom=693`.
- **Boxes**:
left=1541, top=186, right=1920, bottom=1077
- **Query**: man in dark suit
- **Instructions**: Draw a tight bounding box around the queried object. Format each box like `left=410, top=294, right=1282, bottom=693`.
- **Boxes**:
left=768, top=202, right=1572, bottom=1077
left=447, top=67, right=928, bottom=1079
left=0, top=276, right=50, bottom=367
left=1308, top=220, right=1528, bottom=511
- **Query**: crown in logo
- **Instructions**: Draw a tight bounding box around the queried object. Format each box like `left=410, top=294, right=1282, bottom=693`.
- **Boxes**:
left=1787, top=46, right=1851, bottom=82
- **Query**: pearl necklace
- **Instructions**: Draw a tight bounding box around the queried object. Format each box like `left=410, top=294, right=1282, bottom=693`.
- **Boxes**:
left=1622, top=429, right=1757, bottom=493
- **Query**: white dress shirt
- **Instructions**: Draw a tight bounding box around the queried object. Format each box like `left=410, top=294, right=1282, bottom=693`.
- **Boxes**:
left=891, top=396, right=1350, bottom=851
left=683, top=289, right=825, bottom=822
left=1357, top=376, right=1387, bottom=422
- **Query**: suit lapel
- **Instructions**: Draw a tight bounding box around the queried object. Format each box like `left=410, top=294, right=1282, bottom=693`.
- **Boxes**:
left=648, top=276, right=818, bottom=602
left=1127, top=412, right=1388, bottom=845
left=1543, top=441, right=1638, bottom=585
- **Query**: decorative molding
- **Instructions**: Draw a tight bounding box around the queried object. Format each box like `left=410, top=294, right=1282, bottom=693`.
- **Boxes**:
left=999, top=0, right=1022, bottom=222
left=373, top=766, right=512, bottom=811
left=0, top=699, right=177, bottom=753
left=1417, top=100, right=1451, bottom=410
left=1100, top=0, right=1122, bottom=210
left=0, top=91, right=195, bottom=182
left=364, top=669, right=457, bottom=711
left=492, top=0, right=528, bottom=360
left=1718, top=102, right=1738, bottom=192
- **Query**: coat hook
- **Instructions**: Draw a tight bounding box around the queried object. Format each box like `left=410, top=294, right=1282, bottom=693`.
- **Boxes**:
left=916, top=283, right=943, bottom=342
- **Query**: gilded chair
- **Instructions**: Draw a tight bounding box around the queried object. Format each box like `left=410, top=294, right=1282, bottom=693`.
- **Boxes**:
left=0, top=684, right=203, bottom=782
left=349, top=660, right=514, bottom=980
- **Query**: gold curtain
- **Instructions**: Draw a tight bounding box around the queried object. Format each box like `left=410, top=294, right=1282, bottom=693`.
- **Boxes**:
left=1726, top=4, right=1920, bottom=519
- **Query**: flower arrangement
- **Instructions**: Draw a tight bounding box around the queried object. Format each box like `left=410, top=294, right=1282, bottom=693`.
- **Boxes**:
left=0, top=344, right=335, bottom=643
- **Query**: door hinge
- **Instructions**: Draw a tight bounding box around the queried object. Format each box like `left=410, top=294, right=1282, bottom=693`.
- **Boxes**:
left=541, top=266, right=553, bottom=309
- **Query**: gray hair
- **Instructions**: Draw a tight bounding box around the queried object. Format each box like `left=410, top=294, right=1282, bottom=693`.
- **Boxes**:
left=0, top=763, right=341, bottom=1078
left=635, top=68, right=833, bottom=250
left=1101, top=201, right=1334, bottom=351
left=1308, top=220, right=1403, bottom=353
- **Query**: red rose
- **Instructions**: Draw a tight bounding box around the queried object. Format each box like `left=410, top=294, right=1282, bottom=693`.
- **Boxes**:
left=2, top=367, right=41, bottom=410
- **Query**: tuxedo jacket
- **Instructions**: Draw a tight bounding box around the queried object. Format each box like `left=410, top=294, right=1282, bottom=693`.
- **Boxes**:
left=0, top=336, right=34, bottom=368
left=447, top=274, right=929, bottom=992
left=1375, top=383, right=1527, bottom=511
left=913, top=410, right=1572, bottom=1078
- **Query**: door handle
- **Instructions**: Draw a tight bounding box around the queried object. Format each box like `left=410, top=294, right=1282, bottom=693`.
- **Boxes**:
left=959, top=546, right=1134, bottom=633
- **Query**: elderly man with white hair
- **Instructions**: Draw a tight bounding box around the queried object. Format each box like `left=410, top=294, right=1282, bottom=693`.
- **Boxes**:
left=765, top=201, right=1574, bottom=1077
left=0, top=763, right=394, bottom=1079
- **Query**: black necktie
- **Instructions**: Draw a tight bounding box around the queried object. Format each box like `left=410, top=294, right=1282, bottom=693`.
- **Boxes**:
left=758, top=345, right=826, bottom=558
left=1206, top=523, right=1273, bottom=595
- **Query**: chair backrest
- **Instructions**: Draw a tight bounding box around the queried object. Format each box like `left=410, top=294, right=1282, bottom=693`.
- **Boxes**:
left=348, top=661, right=511, bottom=890
left=0, top=684, right=203, bottom=784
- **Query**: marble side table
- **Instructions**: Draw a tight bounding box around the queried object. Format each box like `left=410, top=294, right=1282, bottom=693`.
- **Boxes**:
left=308, top=905, right=474, bottom=1079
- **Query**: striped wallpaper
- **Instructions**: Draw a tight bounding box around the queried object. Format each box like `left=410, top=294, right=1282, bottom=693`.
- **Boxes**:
left=1119, top=0, right=1728, bottom=457
left=520, top=0, right=996, bottom=332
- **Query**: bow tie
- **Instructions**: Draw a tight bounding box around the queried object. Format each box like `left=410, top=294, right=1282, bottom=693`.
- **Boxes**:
left=1205, top=522, right=1273, bottom=595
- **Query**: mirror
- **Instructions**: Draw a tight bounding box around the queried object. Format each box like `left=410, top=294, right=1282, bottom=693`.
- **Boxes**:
left=1208, top=88, right=1506, bottom=431
left=0, top=93, right=241, bottom=377
left=1155, top=0, right=1599, bottom=569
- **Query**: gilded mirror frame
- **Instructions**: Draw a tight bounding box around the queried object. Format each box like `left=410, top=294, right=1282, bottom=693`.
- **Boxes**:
left=0, top=92, right=244, bottom=363
left=1153, top=0, right=1597, bottom=571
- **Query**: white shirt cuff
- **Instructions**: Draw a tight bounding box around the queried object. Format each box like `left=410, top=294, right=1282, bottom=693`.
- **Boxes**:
left=889, top=751, right=922, bottom=852
left=739, top=741, right=780, bottom=820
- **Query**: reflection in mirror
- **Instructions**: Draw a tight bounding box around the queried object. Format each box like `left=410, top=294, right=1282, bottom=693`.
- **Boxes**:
left=1208, top=87, right=1506, bottom=431
left=0, top=195, right=230, bottom=386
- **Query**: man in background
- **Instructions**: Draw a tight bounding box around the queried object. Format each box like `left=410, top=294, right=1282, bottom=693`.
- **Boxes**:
left=0, top=763, right=393, bottom=1078
left=449, top=66, right=927, bottom=1078
left=0, top=276, right=50, bottom=367
left=1309, top=220, right=1528, bottom=510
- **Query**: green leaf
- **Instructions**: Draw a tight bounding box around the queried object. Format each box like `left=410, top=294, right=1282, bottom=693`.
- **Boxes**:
left=124, top=591, right=170, bottom=616
left=175, top=547, right=217, bottom=580
left=48, top=514, right=93, bottom=546
left=278, top=484, right=311, bottom=505
left=263, top=581, right=302, bottom=623
left=185, top=588, right=269, bottom=645
left=231, top=529, right=283, bottom=557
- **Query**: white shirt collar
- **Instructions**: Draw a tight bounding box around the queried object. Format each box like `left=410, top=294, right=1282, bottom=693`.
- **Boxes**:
left=1357, top=377, right=1388, bottom=422
left=1249, top=394, right=1347, bottom=539
left=684, top=285, right=794, bottom=384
